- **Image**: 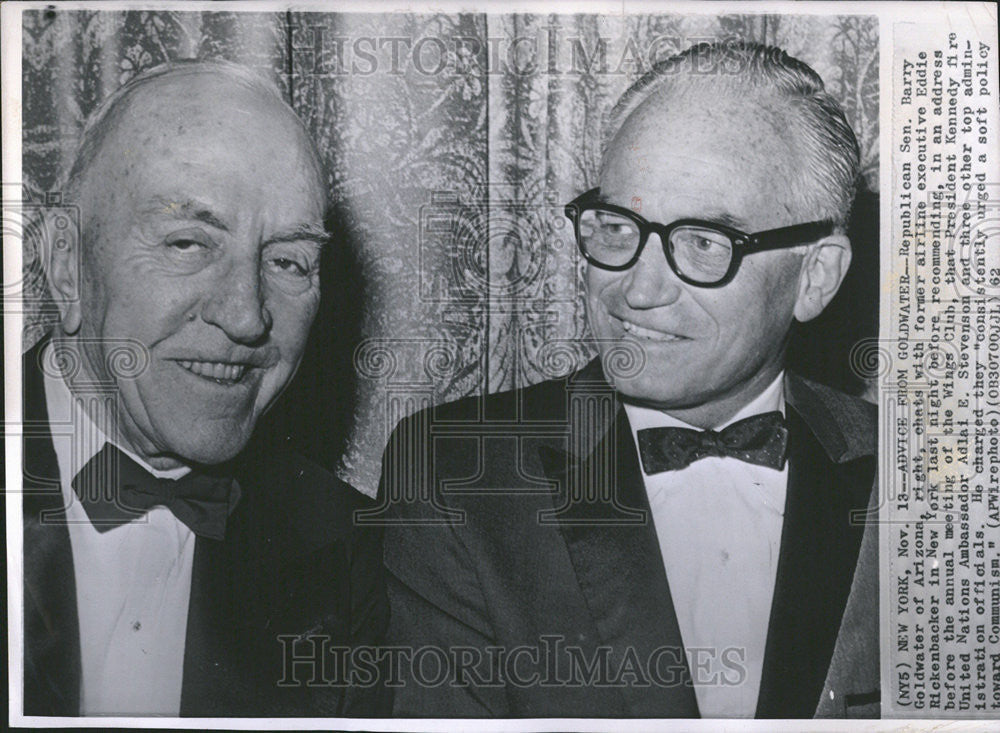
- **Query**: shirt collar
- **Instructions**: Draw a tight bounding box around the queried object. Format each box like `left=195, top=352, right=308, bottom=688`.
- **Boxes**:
left=42, top=341, right=191, bottom=484
left=623, top=370, right=786, bottom=435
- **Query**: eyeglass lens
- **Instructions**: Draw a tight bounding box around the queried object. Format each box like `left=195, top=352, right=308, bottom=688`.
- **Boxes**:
left=577, top=209, right=733, bottom=283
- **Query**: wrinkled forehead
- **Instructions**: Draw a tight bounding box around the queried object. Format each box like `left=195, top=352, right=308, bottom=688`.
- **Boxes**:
left=87, top=72, right=324, bottom=194
left=601, top=84, right=807, bottom=221
left=608, top=83, right=797, bottom=170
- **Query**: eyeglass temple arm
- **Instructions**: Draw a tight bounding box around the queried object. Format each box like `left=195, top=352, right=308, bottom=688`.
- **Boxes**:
left=745, top=221, right=835, bottom=252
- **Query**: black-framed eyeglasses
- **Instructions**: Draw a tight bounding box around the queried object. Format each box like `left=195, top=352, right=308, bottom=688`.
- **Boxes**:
left=564, top=188, right=834, bottom=287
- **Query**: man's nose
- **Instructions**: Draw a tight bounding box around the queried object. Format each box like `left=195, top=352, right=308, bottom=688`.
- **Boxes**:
left=200, top=258, right=272, bottom=344
left=621, top=234, right=683, bottom=309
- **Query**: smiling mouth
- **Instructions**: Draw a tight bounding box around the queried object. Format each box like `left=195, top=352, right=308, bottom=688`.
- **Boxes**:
left=619, top=319, right=687, bottom=342
left=177, top=359, right=250, bottom=385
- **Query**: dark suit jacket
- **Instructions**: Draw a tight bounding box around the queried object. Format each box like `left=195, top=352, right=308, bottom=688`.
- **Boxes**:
left=379, top=358, right=880, bottom=718
left=20, top=336, right=390, bottom=717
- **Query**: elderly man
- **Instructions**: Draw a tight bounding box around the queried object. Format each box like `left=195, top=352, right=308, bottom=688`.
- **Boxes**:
left=22, top=61, right=387, bottom=717
left=381, top=42, right=878, bottom=719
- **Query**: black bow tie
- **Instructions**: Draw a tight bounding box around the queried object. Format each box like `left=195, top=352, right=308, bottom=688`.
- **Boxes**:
left=71, top=444, right=240, bottom=540
left=636, top=411, right=789, bottom=474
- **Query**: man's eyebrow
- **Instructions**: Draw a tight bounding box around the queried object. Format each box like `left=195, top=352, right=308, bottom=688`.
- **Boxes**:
left=263, top=224, right=331, bottom=248
left=593, top=193, right=748, bottom=230
left=148, top=198, right=230, bottom=231
left=698, top=211, right=747, bottom=230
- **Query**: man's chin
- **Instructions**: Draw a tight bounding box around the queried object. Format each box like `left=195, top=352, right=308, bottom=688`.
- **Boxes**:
left=154, top=426, right=254, bottom=467
left=605, top=367, right=665, bottom=396
left=610, top=374, right=700, bottom=411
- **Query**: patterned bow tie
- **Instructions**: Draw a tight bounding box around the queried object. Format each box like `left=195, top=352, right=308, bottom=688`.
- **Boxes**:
left=71, top=444, right=240, bottom=540
left=636, top=411, right=789, bottom=474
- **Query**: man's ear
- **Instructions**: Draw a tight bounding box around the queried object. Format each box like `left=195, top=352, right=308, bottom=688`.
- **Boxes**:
left=41, top=207, right=83, bottom=334
left=793, top=234, right=852, bottom=323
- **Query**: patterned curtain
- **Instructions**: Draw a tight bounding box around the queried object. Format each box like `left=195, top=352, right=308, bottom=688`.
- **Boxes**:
left=21, top=10, right=879, bottom=495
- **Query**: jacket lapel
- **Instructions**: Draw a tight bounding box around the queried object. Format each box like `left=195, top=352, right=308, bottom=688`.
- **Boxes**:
left=179, top=531, right=255, bottom=716
left=21, top=335, right=83, bottom=716
left=755, top=398, right=876, bottom=717
left=538, top=363, right=699, bottom=718
left=180, top=452, right=353, bottom=716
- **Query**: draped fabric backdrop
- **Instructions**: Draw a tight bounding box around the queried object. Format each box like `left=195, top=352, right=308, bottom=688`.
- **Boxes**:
left=22, top=10, right=879, bottom=496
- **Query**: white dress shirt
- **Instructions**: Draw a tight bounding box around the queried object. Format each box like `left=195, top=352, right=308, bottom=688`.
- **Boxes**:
left=43, top=342, right=195, bottom=716
left=623, top=372, right=788, bottom=718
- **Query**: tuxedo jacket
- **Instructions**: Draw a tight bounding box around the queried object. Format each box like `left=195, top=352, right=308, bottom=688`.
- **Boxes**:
left=20, top=336, right=390, bottom=717
left=380, top=359, right=880, bottom=718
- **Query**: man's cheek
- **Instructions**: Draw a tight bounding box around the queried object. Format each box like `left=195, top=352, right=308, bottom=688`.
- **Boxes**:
left=592, top=310, right=615, bottom=339
left=275, top=313, right=316, bottom=361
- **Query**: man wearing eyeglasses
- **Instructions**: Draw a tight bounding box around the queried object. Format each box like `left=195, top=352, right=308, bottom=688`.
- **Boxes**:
left=381, top=41, right=878, bottom=719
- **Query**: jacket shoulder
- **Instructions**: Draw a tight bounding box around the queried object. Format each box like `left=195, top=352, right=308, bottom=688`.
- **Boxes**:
left=240, top=447, right=375, bottom=552
left=396, top=369, right=583, bottom=428
left=787, top=373, right=876, bottom=462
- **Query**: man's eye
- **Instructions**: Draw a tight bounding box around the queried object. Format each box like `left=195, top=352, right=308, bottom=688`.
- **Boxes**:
left=267, top=257, right=309, bottom=277
left=263, top=241, right=321, bottom=291
left=595, top=218, right=635, bottom=236
left=166, top=238, right=207, bottom=251
left=674, top=228, right=731, bottom=253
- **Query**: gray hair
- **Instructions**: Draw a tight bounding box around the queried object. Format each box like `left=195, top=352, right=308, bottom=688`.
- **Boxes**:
left=61, top=58, right=320, bottom=199
left=606, top=41, right=861, bottom=230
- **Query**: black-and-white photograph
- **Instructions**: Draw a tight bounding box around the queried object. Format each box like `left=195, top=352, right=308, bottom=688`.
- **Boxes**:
left=3, top=1, right=998, bottom=729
